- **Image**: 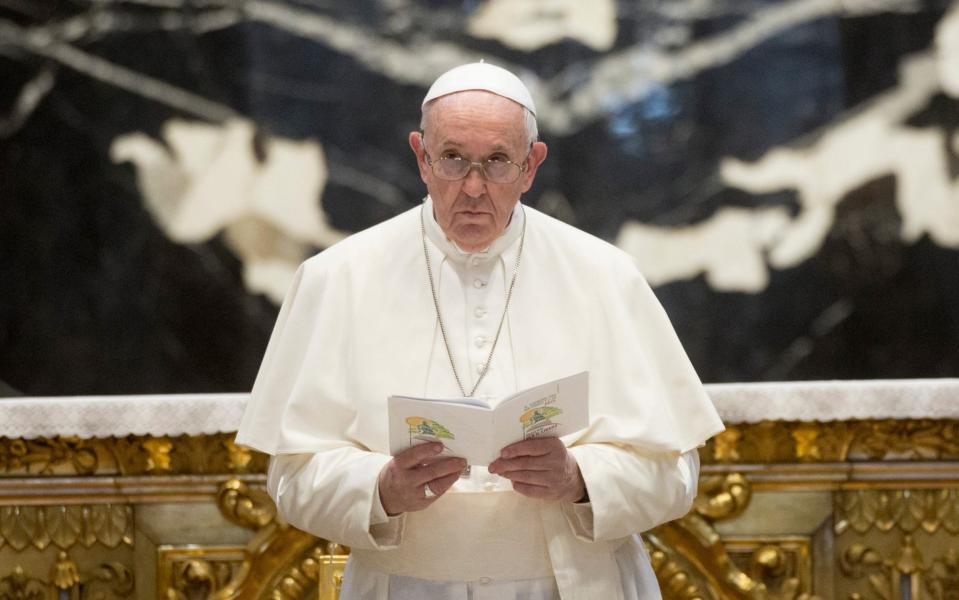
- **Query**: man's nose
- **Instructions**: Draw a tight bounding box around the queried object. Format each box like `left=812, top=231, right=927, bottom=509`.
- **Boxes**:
left=460, top=165, right=486, bottom=197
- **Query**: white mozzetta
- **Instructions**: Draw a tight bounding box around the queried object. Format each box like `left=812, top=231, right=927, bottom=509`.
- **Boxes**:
left=0, top=379, right=957, bottom=440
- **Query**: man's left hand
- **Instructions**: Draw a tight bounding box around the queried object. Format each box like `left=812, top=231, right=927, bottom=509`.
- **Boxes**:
left=488, top=437, right=586, bottom=502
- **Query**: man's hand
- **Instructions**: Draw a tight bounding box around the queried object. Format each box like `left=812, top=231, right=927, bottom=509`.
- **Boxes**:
left=488, top=437, right=586, bottom=502
left=378, top=443, right=466, bottom=516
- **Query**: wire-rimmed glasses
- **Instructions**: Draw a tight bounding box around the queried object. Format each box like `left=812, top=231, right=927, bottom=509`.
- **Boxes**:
left=423, top=150, right=529, bottom=184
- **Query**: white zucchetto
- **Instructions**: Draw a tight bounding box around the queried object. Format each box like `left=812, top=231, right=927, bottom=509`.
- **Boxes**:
left=422, top=62, right=537, bottom=116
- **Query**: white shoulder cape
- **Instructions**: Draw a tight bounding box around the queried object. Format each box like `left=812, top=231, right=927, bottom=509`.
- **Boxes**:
left=236, top=203, right=724, bottom=456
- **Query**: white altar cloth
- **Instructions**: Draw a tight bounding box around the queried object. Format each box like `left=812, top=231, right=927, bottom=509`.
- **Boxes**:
left=0, top=379, right=956, bottom=440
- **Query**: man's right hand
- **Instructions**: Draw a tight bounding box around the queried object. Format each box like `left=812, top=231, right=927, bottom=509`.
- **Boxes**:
left=378, top=443, right=466, bottom=516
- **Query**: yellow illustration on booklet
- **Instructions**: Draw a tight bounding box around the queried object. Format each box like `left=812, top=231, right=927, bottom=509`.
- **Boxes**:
left=388, top=372, right=589, bottom=466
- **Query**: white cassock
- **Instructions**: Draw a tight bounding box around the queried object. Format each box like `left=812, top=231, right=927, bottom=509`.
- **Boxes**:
left=236, top=197, right=725, bottom=600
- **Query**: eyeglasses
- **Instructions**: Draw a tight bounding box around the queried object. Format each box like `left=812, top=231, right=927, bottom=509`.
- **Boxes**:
left=423, top=148, right=529, bottom=184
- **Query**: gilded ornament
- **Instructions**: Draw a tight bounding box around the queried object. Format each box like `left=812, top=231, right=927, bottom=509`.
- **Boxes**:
left=693, top=474, right=751, bottom=521
left=712, top=428, right=742, bottom=463
left=51, top=551, right=80, bottom=590
left=141, top=438, right=173, bottom=472
left=45, top=505, right=84, bottom=550
left=699, top=419, right=959, bottom=465
left=85, top=505, right=134, bottom=548
left=752, top=545, right=787, bottom=579
left=0, top=437, right=99, bottom=476
left=0, top=566, right=46, bottom=600
left=216, top=479, right=276, bottom=530
left=225, top=439, right=253, bottom=471
left=925, top=548, right=959, bottom=600
left=648, top=545, right=710, bottom=600
left=835, top=490, right=959, bottom=535
left=791, top=425, right=821, bottom=460
left=0, top=506, right=43, bottom=552
left=86, top=562, right=135, bottom=598
left=839, top=537, right=930, bottom=600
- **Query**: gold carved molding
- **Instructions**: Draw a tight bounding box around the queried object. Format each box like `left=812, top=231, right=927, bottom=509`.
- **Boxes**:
left=0, top=505, right=133, bottom=551
left=0, top=557, right=134, bottom=599
left=835, top=489, right=959, bottom=535
left=704, top=420, right=959, bottom=465
left=195, top=473, right=817, bottom=600
left=836, top=489, right=959, bottom=600
left=4, top=420, right=957, bottom=600
left=2, top=419, right=955, bottom=478
left=157, top=479, right=346, bottom=600
left=0, top=434, right=268, bottom=478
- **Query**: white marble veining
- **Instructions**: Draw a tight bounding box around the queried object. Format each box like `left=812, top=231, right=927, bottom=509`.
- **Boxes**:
left=617, top=207, right=791, bottom=292
left=617, top=3, right=959, bottom=292
left=467, top=0, right=617, bottom=52
left=111, top=119, right=345, bottom=303
left=4, top=0, right=957, bottom=301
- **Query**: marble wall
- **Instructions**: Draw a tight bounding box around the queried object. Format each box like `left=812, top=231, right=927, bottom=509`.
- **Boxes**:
left=1, top=0, right=958, bottom=395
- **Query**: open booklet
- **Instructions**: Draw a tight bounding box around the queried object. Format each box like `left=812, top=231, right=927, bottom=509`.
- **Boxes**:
left=388, top=372, right=589, bottom=466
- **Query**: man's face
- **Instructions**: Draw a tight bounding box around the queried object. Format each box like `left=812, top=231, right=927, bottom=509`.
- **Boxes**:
left=409, top=91, right=548, bottom=252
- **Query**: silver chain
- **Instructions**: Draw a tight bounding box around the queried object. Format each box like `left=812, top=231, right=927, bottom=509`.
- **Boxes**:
left=420, top=205, right=525, bottom=397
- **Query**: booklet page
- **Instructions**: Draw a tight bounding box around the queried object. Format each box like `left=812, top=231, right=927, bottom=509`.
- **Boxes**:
left=388, top=372, right=589, bottom=465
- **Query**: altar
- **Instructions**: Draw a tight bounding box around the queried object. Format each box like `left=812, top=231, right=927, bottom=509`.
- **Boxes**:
left=1, top=379, right=958, bottom=599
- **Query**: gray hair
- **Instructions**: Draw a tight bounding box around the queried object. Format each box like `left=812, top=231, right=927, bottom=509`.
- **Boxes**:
left=420, top=100, right=539, bottom=148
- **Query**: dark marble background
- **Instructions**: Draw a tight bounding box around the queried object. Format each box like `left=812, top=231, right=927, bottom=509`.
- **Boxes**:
left=1, top=0, right=957, bottom=396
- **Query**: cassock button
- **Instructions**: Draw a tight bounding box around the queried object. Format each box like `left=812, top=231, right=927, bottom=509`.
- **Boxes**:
left=474, top=336, right=486, bottom=348
left=483, top=481, right=496, bottom=491
left=474, top=307, right=487, bottom=318
left=471, top=256, right=483, bottom=266
left=478, top=577, right=492, bottom=585
left=473, top=279, right=486, bottom=289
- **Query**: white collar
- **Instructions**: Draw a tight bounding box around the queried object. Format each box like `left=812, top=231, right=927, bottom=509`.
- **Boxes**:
left=422, top=195, right=525, bottom=264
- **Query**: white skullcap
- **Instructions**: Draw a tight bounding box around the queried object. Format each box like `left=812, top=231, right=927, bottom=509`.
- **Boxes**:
left=422, top=62, right=536, bottom=116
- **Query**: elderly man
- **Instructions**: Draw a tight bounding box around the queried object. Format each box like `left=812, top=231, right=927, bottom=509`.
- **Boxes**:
left=237, top=62, right=724, bottom=600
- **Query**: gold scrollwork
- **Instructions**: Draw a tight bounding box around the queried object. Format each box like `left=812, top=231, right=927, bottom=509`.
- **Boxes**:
left=271, top=544, right=350, bottom=600
left=157, top=547, right=245, bottom=599
left=694, top=474, right=752, bottom=522
left=852, top=421, right=959, bottom=461
left=0, top=437, right=99, bottom=476
left=724, top=538, right=817, bottom=600
left=0, top=558, right=133, bottom=600
left=84, top=562, right=135, bottom=598
left=0, top=434, right=269, bottom=477
left=839, top=535, right=925, bottom=600
left=646, top=536, right=713, bottom=600
left=216, top=479, right=276, bottom=530
left=0, top=566, right=46, bottom=600
left=925, top=549, right=959, bottom=600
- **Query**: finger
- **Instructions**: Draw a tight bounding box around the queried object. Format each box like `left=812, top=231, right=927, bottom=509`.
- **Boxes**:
left=393, top=442, right=443, bottom=469
left=426, top=471, right=461, bottom=496
left=489, top=455, right=553, bottom=474
left=499, top=437, right=564, bottom=459
left=412, top=457, right=467, bottom=485
left=499, top=470, right=556, bottom=487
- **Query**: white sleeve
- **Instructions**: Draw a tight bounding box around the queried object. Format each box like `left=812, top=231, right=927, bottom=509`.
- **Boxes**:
left=267, top=450, right=407, bottom=550
left=561, top=445, right=700, bottom=542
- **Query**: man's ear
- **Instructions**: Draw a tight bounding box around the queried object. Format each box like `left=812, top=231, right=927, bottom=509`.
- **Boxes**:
left=409, top=131, right=430, bottom=184
left=521, top=141, right=548, bottom=193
